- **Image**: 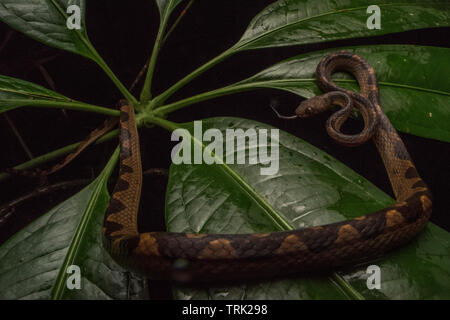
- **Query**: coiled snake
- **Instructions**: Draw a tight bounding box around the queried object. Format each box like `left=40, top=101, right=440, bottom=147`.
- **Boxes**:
left=102, top=51, right=432, bottom=282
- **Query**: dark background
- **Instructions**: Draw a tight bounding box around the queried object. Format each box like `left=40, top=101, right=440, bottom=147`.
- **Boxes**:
left=0, top=0, right=449, bottom=296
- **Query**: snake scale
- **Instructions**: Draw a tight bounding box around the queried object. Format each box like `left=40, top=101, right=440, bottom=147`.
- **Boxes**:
left=102, top=51, right=432, bottom=282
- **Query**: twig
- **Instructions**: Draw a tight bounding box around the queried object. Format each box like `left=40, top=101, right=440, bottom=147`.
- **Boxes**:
left=0, top=179, right=90, bottom=227
left=130, top=0, right=195, bottom=94
left=34, top=53, right=69, bottom=120
left=143, top=168, right=169, bottom=177
left=0, top=29, right=13, bottom=54
left=3, top=113, right=34, bottom=160
left=129, top=57, right=150, bottom=93
left=0, top=128, right=119, bottom=183
left=162, top=0, right=195, bottom=45
left=0, top=31, right=35, bottom=160
left=35, top=62, right=56, bottom=92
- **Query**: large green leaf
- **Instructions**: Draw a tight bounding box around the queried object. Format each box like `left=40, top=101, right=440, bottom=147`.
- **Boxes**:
left=154, top=1, right=450, bottom=116
left=0, top=0, right=137, bottom=103
left=0, top=0, right=96, bottom=58
left=231, top=45, right=450, bottom=143
left=166, top=117, right=450, bottom=300
left=235, top=0, right=450, bottom=51
left=0, top=148, right=148, bottom=299
left=0, top=75, right=71, bottom=113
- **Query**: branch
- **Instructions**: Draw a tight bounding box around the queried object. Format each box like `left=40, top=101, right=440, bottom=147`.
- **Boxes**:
left=0, top=179, right=90, bottom=227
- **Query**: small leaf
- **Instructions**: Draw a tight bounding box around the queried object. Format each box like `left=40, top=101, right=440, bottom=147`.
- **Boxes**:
left=235, top=0, right=450, bottom=51
left=165, top=117, right=450, bottom=299
left=236, top=45, right=450, bottom=142
left=0, top=74, right=71, bottom=113
left=0, top=148, right=149, bottom=300
left=0, top=0, right=95, bottom=59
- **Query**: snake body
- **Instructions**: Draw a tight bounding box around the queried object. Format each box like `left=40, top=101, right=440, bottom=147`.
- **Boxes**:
left=102, top=52, right=432, bottom=282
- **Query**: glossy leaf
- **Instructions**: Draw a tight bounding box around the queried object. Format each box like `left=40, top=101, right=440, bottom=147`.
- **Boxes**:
left=235, top=0, right=450, bottom=51
left=341, top=223, right=450, bottom=299
left=0, top=74, right=71, bottom=113
left=0, top=0, right=95, bottom=58
left=0, top=1, right=137, bottom=103
left=235, top=45, right=450, bottom=142
left=166, top=117, right=450, bottom=300
left=0, top=148, right=149, bottom=299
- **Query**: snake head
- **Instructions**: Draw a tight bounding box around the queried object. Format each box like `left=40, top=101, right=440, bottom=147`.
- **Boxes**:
left=295, top=96, right=329, bottom=118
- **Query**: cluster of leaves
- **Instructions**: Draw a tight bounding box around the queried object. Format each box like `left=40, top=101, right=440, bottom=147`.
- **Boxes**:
left=0, top=0, right=449, bottom=300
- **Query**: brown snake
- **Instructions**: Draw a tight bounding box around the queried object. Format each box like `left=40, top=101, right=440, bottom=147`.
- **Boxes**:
left=100, top=51, right=432, bottom=282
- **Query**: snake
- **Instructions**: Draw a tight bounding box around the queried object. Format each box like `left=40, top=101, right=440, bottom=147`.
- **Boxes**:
left=102, top=51, right=432, bottom=282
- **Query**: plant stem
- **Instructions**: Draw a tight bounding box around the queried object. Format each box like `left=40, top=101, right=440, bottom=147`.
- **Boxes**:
left=162, top=0, right=195, bottom=45
left=87, top=43, right=138, bottom=105
left=147, top=114, right=179, bottom=132
left=140, top=18, right=170, bottom=102
left=0, top=109, right=152, bottom=183
left=3, top=113, right=34, bottom=159
left=331, top=273, right=365, bottom=300
left=150, top=47, right=235, bottom=108
left=0, top=179, right=90, bottom=227
left=141, top=0, right=196, bottom=103
left=0, top=129, right=119, bottom=183
left=3, top=100, right=120, bottom=116
left=155, top=83, right=256, bottom=117
left=129, top=57, right=150, bottom=93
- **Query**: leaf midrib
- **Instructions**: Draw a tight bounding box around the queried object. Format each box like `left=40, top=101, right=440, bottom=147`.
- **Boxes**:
left=239, top=79, right=450, bottom=97
left=50, top=148, right=119, bottom=299
left=235, top=2, right=450, bottom=51
left=181, top=119, right=366, bottom=300
left=0, top=88, right=69, bottom=100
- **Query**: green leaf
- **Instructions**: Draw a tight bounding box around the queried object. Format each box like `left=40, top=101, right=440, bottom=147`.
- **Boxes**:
left=165, top=117, right=450, bottom=300
left=341, top=223, right=450, bottom=299
left=235, top=45, right=450, bottom=142
left=0, top=74, right=71, bottom=113
left=153, top=0, right=450, bottom=108
left=235, top=0, right=450, bottom=51
left=158, top=45, right=450, bottom=142
left=0, top=148, right=148, bottom=299
left=0, top=0, right=94, bottom=58
left=0, top=1, right=137, bottom=103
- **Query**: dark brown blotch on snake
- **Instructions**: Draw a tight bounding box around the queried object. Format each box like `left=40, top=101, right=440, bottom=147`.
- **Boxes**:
left=102, top=52, right=432, bottom=282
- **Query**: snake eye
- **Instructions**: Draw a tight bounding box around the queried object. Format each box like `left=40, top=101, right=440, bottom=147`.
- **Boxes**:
left=307, top=107, right=313, bottom=114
